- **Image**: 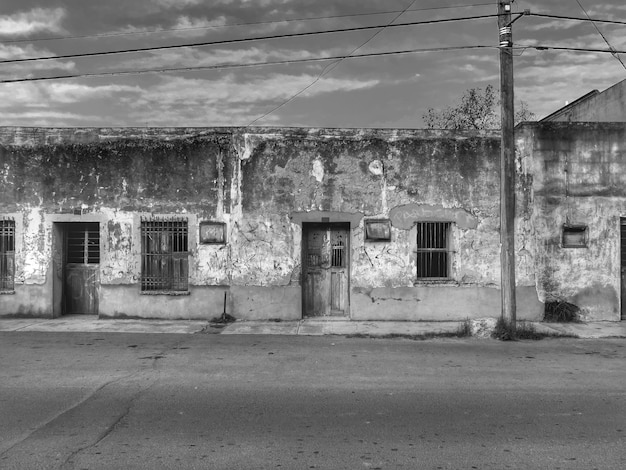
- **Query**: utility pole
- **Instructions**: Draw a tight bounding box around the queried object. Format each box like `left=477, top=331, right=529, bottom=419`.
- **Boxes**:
left=498, top=0, right=516, bottom=333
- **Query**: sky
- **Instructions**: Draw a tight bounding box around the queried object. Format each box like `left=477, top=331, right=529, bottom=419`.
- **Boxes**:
left=0, top=0, right=625, bottom=128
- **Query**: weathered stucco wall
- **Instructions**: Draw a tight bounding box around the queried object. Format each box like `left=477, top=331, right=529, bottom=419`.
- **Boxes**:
left=0, top=127, right=543, bottom=321
left=518, top=122, right=626, bottom=320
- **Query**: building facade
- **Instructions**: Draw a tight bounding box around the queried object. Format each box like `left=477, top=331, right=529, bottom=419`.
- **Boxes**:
left=0, top=124, right=623, bottom=322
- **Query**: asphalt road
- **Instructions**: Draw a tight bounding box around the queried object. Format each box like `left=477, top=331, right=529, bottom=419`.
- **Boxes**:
left=0, top=332, right=624, bottom=469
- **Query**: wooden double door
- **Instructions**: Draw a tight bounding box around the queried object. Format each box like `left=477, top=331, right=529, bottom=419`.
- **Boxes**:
left=302, top=223, right=350, bottom=317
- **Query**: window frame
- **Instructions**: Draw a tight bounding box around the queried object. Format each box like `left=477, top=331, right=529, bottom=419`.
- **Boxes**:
left=364, top=219, right=392, bottom=242
left=415, top=221, right=453, bottom=280
left=0, top=219, right=15, bottom=293
left=140, top=218, right=189, bottom=294
left=562, top=224, right=587, bottom=248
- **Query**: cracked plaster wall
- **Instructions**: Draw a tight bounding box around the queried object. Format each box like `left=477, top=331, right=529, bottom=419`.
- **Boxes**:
left=1, top=127, right=540, bottom=319
left=518, top=122, right=626, bottom=320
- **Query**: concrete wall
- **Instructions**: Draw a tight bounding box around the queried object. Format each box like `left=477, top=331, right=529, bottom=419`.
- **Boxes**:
left=517, top=122, right=626, bottom=320
left=0, top=127, right=543, bottom=321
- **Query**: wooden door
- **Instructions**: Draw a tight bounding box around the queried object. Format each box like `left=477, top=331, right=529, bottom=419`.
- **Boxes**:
left=303, top=223, right=349, bottom=317
left=64, top=223, right=100, bottom=315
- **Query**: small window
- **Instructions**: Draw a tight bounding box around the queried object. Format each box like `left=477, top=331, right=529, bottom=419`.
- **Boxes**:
left=141, top=219, right=189, bottom=293
left=416, top=222, right=451, bottom=279
left=66, top=223, right=100, bottom=264
left=562, top=225, right=587, bottom=248
left=1, top=219, right=15, bottom=292
left=199, top=221, right=226, bottom=244
left=365, top=219, right=391, bottom=242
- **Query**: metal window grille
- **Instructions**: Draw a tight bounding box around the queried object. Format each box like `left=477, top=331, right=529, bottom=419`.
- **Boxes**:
left=332, top=240, right=345, bottom=267
left=66, top=223, right=100, bottom=264
left=1, top=219, right=15, bottom=291
left=141, top=219, right=189, bottom=292
left=416, top=222, right=451, bottom=279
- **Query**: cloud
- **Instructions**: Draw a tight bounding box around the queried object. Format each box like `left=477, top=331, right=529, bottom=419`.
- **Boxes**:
left=124, top=72, right=379, bottom=125
left=0, top=44, right=75, bottom=78
left=46, top=83, right=142, bottom=103
left=0, top=8, right=66, bottom=36
left=0, top=82, right=141, bottom=108
left=0, top=110, right=106, bottom=126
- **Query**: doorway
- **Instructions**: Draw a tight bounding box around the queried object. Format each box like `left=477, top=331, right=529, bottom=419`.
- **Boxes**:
left=56, top=222, right=100, bottom=315
left=302, top=223, right=350, bottom=317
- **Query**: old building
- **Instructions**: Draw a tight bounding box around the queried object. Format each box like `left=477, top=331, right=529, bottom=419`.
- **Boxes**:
left=541, top=78, right=626, bottom=123
left=0, top=124, right=624, bottom=322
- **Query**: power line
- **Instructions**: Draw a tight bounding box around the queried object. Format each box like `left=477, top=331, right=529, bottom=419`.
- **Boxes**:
left=520, top=44, right=626, bottom=54
left=0, top=14, right=501, bottom=65
left=573, top=0, right=626, bottom=71
left=246, top=0, right=420, bottom=126
left=0, top=46, right=497, bottom=84
left=0, top=3, right=495, bottom=45
left=528, top=12, right=626, bottom=26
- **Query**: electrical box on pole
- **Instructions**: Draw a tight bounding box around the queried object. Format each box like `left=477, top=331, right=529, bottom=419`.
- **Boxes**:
left=498, top=0, right=517, bottom=332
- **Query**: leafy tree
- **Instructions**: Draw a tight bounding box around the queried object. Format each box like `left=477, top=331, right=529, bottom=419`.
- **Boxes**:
left=423, top=85, right=535, bottom=130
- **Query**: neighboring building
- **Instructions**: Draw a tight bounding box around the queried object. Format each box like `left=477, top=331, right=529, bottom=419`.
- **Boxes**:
left=1, top=124, right=624, bottom=322
left=541, top=78, right=626, bottom=122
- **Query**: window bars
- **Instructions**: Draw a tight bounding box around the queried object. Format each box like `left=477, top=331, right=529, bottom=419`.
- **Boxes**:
left=416, top=222, right=451, bottom=279
left=0, top=219, right=15, bottom=291
left=140, top=219, right=189, bottom=292
left=66, top=223, right=100, bottom=264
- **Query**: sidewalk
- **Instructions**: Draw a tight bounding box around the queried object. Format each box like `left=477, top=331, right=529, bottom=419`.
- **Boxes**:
left=0, top=316, right=625, bottom=338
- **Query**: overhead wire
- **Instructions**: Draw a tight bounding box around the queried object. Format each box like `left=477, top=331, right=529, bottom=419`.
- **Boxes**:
left=573, top=0, right=626, bottom=71
left=0, top=14, right=501, bottom=65
left=0, top=46, right=497, bottom=84
left=527, top=12, right=626, bottom=26
left=246, top=0, right=420, bottom=126
left=0, top=3, right=495, bottom=45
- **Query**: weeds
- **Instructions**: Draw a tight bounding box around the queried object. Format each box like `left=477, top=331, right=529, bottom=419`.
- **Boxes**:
left=492, top=317, right=577, bottom=340
left=544, top=300, right=581, bottom=323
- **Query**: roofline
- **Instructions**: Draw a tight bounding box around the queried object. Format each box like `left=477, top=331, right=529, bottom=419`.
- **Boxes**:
left=540, top=89, right=599, bottom=122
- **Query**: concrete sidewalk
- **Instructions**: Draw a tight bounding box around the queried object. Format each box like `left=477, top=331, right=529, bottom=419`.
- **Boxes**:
left=0, top=316, right=625, bottom=338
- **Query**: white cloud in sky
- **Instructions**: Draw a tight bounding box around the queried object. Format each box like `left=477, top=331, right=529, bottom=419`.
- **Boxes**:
left=0, top=44, right=75, bottom=77
left=123, top=72, right=379, bottom=125
left=152, top=0, right=204, bottom=8
left=0, top=82, right=141, bottom=108
left=0, top=110, right=106, bottom=126
left=0, top=8, right=66, bottom=36
left=46, top=83, right=142, bottom=103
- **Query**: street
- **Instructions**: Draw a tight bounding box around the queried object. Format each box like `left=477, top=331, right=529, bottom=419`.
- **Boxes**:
left=0, top=332, right=624, bottom=469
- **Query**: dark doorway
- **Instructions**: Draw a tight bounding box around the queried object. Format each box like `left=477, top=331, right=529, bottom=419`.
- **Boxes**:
left=302, top=223, right=350, bottom=317
left=59, top=222, right=100, bottom=315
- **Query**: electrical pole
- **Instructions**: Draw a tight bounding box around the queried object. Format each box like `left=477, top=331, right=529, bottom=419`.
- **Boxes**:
left=498, top=0, right=516, bottom=333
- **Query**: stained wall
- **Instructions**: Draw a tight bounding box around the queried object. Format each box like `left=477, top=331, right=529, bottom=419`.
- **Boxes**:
left=0, top=127, right=543, bottom=320
left=517, top=122, right=626, bottom=320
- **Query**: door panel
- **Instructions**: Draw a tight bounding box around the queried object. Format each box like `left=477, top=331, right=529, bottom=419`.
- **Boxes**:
left=65, top=265, right=99, bottom=314
left=303, top=223, right=349, bottom=317
left=63, top=223, right=100, bottom=315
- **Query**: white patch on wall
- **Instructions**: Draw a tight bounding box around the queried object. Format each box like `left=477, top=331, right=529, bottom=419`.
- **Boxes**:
left=368, top=160, right=384, bottom=176
left=311, top=158, right=324, bottom=183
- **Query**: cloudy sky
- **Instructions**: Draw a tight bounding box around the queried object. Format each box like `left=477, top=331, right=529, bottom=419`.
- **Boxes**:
left=1, top=0, right=625, bottom=128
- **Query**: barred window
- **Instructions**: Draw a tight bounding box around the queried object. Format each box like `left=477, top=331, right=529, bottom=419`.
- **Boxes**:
left=416, top=222, right=451, bottom=279
left=141, top=219, right=189, bottom=293
left=1, top=220, right=15, bottom=292
left=67, top=223, right=100, bottom=264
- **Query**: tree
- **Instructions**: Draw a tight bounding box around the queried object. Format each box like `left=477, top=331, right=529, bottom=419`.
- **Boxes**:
left=422, top=85, right=535, bottom=130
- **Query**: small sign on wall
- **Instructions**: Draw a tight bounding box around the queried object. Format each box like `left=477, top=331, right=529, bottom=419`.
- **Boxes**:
left=199, top=221, right=226, bottom=244
left=365, top=219, right=391, bottom=242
